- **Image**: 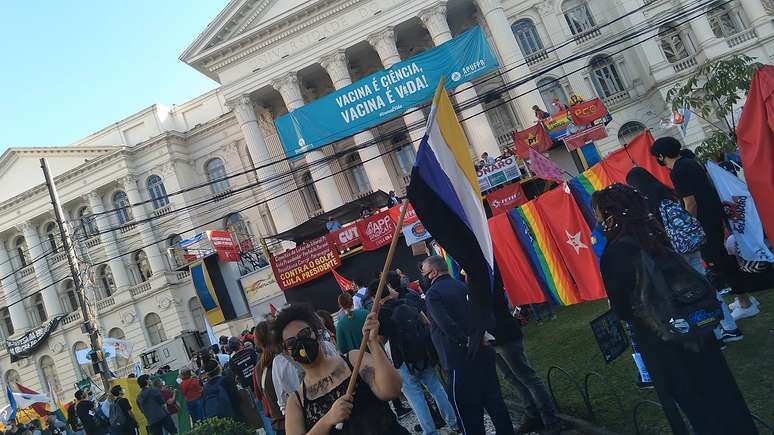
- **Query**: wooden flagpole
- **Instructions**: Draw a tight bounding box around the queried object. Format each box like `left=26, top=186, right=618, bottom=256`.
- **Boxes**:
left=335, top=199, right=409, bottom=429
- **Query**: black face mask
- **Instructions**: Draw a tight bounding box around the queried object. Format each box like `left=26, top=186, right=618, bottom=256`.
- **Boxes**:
left=655, top=155, right=666, bottom=167
left=290, top=337, right=320, bottom=364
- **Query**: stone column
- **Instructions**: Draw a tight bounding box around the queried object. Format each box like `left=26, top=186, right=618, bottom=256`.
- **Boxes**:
left=739, top=0, right=774, bottom=37
left=474, top=0, right=545, bottom=120
left=420, top=3, right=501, bottom=156
left=689, top=9, right=722, bottom=56
left=368, top=27, right=427, bottom=151
left=228, top=96, right=300, bottom=232
left=86, top=191, right=132, bottom=291
left=320, top=50, right=395, bottom=194
left=0, top=240, right=31, bottom=332
left=271, top=73, right=345, bottom=211
left=19, top=222, right=64, bottom=317
left=122, top=176, right=167, bottom=276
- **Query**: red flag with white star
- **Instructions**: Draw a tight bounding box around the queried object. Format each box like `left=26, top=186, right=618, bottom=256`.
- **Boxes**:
left=535, top=185, right=607, bottom=301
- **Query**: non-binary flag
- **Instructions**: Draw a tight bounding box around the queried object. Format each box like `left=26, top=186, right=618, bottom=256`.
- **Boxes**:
left=513, top=122, right=552, bottom=158
left=536, top=186, right=607, bottom=301
left=407, top=77, right=495, bottom=338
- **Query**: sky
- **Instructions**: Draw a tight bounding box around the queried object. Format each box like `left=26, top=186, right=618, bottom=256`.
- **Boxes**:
left=0, top=1, right=226, bottom=151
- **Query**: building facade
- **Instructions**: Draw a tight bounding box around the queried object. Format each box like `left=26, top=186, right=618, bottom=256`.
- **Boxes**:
left=1, top=0, right=772, bottom=400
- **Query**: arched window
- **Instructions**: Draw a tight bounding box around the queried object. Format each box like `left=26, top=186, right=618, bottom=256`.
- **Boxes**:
left=343, top=153, right=370, bottom=195
left=563, top=0, right=596, bottom=35
left=206, top=158, right=230, bottom=194
left=537, top=78, right=569, bottom=111
left=145, top=313, right=167, bottom=346
left=167, top=234, right=184, bottom=268
left=108, top=328, right=130, bottom=369
left=78, top=206, right=97, bottom=237
left=590, top=55, right=625, bottom=99
left=0, top=308, right=14, bottom=337
left=512, top=19, right=544, bottom=59
left=40, top=356, right=61, bottom=393
left=32, top=293, right=47, bottom=323
left=14, top=236, right=27, bottom=268
left=618, top=121, right=647, bottom=145
left=112, top=191, right=132, bottom=224
left=73, top=341, right=95, bottom=378
left=62, top=280, right=79, bottom=312
left=45, top=223, right=58, bottom=253
left=393, top=145, right=415, bottom=176
left=299, top=171, right=322, bottom=213
left=660, top=24, right=692, bottom=63
left=97, top=265, right=115, bottom=297
left=708, top=3, right=742, bottom=38
left=134, top=251, right=152, bottom=282
left=225, top=213, right=253, bottom=252
left=146, top=175, right=169, bottom=209
left=189, top=298, right=207, bottom=333
left=5, top=369, right=20, bottom=389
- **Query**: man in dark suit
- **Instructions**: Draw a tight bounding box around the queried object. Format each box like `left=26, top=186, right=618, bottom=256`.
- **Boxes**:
left=420, top=256, right=514, bottom=435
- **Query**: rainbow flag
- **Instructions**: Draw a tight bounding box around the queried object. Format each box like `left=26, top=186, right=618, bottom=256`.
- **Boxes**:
left=510, top=203, right=580, bottom=306
left=432, top=243, right=464, bottom=281
left=568, top=163, right=613, bottom=228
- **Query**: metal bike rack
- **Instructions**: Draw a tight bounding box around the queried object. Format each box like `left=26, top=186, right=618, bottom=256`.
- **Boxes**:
left=632, top=400, right=664, bottom=435
left=582, top=370, right=626, bottom=424
left=546, top=365, right=592, bottom=418
left=752, top=414, right=774, bottom=434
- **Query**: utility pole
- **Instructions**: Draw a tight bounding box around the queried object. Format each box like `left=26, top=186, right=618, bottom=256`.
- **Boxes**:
left=40, top=158, right=112, bottom=393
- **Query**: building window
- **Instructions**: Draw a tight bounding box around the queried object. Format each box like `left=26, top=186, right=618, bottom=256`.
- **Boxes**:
left=660, top=24, right=692, bottom=63
left=206, top=158, right=230, bottom=194
left=617, top=121, right=647, bottom=145
left=590, top=55, right=625, bottom=99
left=44, top=223, right=59, bottom=254
left=537, top=78, right=569, bottom=111
left=40, top=356, right=61, bottom=393
left=32, top=294, right=47, bottom=323
left=299, top=171, right=322, bottom=213
left=14, top=236, right=27, bottom=268
left=73, top=341, right=95, bottom=378
left=112, top=191, right=132, bottom=224
left=134, top=251, right=152, bottom=282
left=563, top=0, right=596, bottom=35
left=512, top=19, right=544, bottom=57
left=0, top=308, right=14, bottom=337
left=393, top=145, right=415, bottom=176
left=708, top=3, right=742, bottom=38
left=343, top=153, right=370, bottom=195
left=62, top=280, right=79, bottom=312
left=189, top=298, right=207, bottom=333
left=5, top=369, right=20, bottom=389
left=97, top=265, right=115, bottom=297
left=108, top=328, right=130, bottom=369
left=146, top=175, right=169, bottom=209
left=168, top=234, right=185, bottom=268
left=225, top=213, right=253, bottom=252
left=78, top=207, right=98, bottom=238
left=145, top=313, right=167, bottom=346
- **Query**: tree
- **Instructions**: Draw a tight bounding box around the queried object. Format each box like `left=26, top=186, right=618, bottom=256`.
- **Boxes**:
left=665, top=54, right=761, bottom=163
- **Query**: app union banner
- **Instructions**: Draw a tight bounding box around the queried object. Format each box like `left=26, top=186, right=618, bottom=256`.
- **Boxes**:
left=274, top=26, right=499, bottom=157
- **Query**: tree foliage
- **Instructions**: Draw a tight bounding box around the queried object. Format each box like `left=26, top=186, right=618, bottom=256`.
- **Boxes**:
left=189, top=417, right=254, bottom=435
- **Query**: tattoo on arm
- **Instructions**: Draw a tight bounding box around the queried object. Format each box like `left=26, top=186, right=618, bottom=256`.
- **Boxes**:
left=360, top=364, right=375, bottom=388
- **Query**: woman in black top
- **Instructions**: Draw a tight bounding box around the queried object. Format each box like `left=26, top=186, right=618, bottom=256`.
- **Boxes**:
left=275, top=304, right=407, bottom=435
left=593, top=184, right=756, bottom=435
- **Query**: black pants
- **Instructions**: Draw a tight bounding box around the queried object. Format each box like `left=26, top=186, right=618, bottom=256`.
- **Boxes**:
left=446, top=346, right=515, bottom=435
left=147, top=415, right=177, bottom=435
left=495, top=339, right=558, bottom=426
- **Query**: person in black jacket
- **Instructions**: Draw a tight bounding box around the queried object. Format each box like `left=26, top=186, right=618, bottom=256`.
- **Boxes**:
left=75, top=389, right=106, bottom=435
left=420, top=256, right=514, bottom=435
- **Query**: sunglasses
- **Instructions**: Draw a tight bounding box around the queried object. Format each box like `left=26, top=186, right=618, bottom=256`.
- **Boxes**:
left=282, top=327, right=317, bottom=352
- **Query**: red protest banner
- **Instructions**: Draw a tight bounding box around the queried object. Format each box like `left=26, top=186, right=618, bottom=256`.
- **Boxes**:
left=569, top=98, right=608, bottom=126
left=563, top=124, right=608, bottom=151
left=327, top=225, right=361, bottom=251
left=356, top=208, right=398, bottom=251
left=270, top=236, right=341, bottom=290
left=388, top=202, right=418, bottom=225
left=206, top=230, right=240, bottom=262
left=486, top=183, right=527, bottom=215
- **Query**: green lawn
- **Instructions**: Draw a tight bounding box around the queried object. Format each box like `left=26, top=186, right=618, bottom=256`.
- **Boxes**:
left=503, top=291, right=774, bottom=434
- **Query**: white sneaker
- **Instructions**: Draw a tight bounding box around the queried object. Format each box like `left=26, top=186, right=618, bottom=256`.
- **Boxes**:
left=729, top=296, right=760, bottom=312
left=731, top=303, right=760, bottom=321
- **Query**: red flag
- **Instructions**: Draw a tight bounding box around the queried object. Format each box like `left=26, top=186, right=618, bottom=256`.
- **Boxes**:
left=488, top=214, right=546, bottom=306
left=569, top=98, right=608, bottom=126
left=513, top=123, right=552, bottom=158
left=736, top=65, right=774, bottom=240
left=563, top=124, right=608, bottom=151
left=535, top=186, right=607, bottom=301
left=269, top=304, right=278, bottom=316
left=602, top=130, right=673, bottom=187
left=486, top=183, right=527, bottom=215
left=331, top=268, right=354, bottom=293
left=16, top=384, right=48, bottom=417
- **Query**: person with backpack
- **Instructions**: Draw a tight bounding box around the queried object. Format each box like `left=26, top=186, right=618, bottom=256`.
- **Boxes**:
left=136, top=375, right=177, bottom=435
left=593, top=184, right=756, bottom=434
left=626, top=167, right=743, bottom=345
left=75, top=389, right=106, bottom=435
left=108, top=385, right=138, bottom=435
left=67, top=392, right=85, bottom=435
left=201, top=359, right=242, bottom=422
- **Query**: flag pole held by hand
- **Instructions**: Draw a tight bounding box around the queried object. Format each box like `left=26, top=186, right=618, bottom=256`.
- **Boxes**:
left=335, top=199, right=410, bottom=429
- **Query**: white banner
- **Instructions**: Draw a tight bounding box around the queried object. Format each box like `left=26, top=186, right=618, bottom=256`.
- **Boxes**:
left=12, top=392, right=48, bottom=409
left=402, top=221, right=432, bottom=246
left=706, top=161, right=774, bottom=262
left=75, top=338, right=133, bottom=364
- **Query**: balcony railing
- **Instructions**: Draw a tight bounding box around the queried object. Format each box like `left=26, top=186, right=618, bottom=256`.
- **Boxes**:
left=176, top=270, right=191, bottom=281
left=85, top=237, right=101, bottom=249
left=603, top=90, right=631, bottom=109
left=119, top=222, right=137, bottom=234
left=497, top=129, right=518, bottom=148
left=309, top=208, right=325, bottom=217
left=573, top=27, right=602, bottom=45
left=725, top=28, right=756, bottom=48
left=96, top=296, right=116, bottom=311
left=62, top=311, right=82, bottom=325
left=212, top=189, right=234, bottom=202
left=129, top=281, right=152, bottom=297
left=672, top=55, right=698, bottom=73
left=525, top=49, right=549, bottom=66
left=354, top=190, right=373, bottom=200
left=18, top=265, right=35, bottom=279
left=50, top=251, right=68, bottom=265
left=152, top=204, right=172, bottom=218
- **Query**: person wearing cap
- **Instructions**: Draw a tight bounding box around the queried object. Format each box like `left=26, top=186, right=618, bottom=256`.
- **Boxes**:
left=108, top=385, right=138, bottom=435
left=202, top=359, right=245, bottom=423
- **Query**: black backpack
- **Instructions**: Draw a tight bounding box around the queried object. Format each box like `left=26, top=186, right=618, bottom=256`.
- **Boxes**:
left=391, top=304, right=436, bottom=374
left=203, top=376, right=235, bottom=419
left=633, top=248, right=722, bottom=343
left=109, top=399, right=129, bottom=430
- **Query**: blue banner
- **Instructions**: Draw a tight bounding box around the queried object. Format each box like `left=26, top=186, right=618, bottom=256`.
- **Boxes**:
left=275, top=26, right=499, bottom=157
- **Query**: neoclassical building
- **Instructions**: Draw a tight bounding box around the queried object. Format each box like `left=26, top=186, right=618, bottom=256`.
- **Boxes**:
left=1, top=0, right=772, bottom=401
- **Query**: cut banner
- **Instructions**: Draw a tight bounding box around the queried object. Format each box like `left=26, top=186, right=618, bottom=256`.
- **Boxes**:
left=488, top=214, right=546, bottom=306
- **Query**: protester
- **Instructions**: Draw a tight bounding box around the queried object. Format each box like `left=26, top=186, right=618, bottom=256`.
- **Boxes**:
left=360, top=207, right=374, bottom=219
left=551, top=97, right=568, bottom=113
left=315, top=310, right=337, bottom=345
left=386, top=271, right=424, bottom=312
left=108, top=385, right=138, bottom=435
left=46, top=414, right=67, bottom=435
left=253, top=321, right=283, bottom=435
left=276, top=304, right=408, bottom=434
left=481, top=152, right=497, bottom=167
left=136, top=375, right=177, bottom=435
left=28, top=420, right=41, bottom=435
left=202, top=359, right=243, bottom=422
left=569, top=94, right=584, bottom=106
left=67, top=392, right=84, bottom=435
left=386, top=191, right=401, bottom=208
left=626, top=166, right=743, bottom=344
left=651, top=137, right=759, bottom=321
left=326, top=217, right=342, bottom=233
left=593, top=183, right=757, bottom=434
left=152, top=379, right=179, bottom=432
left=75, top=389, right=106, bottom=435
left=229, top=336, right=258, bottom=389
left=420, top=256, right=515, bottom=435
left=532, top=105, right=551, bottom=121
left=179, top=368, right=204, bottom=425
left=352, top=278, right=372, bottom=310
left=335, top=293, right=369, bottom=354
